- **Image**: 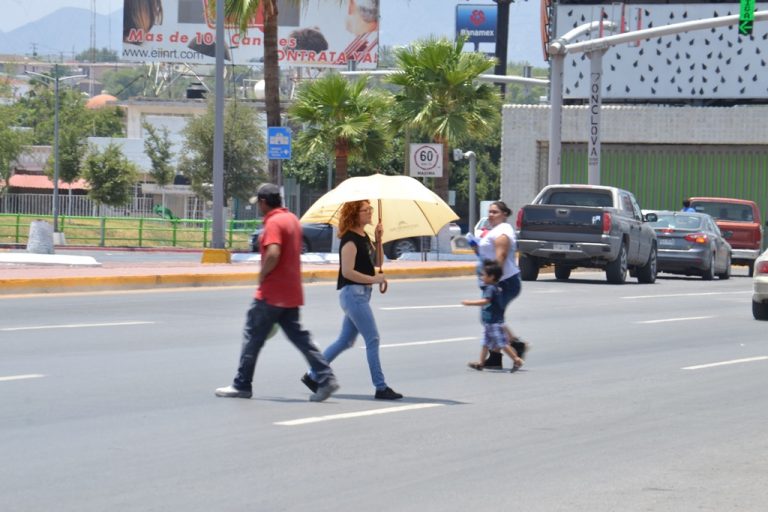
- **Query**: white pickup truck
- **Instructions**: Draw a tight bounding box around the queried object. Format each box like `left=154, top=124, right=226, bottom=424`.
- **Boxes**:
left=515, top=185, right=658, bottom=284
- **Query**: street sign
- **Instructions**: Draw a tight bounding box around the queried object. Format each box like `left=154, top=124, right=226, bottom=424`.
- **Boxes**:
left=409, top=143, right=443, bottom=177
left=267, top=126, right=292, bottom=160
left=739, top=0, right=755, bottom=35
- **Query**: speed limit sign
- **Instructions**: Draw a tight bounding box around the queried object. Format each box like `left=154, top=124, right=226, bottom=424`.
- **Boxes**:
left=409, top=143, right=443, bottom=177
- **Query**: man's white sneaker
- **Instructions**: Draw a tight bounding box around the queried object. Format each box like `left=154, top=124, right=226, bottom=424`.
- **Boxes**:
left=309, top=379, right=339, bottom=402
left=215, top=385, right=252, bottom=399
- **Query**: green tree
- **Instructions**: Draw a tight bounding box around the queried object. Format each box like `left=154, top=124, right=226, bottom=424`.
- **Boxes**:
left=177, top=99, right=266, bottom=203
left=143, top=122, right=175, bottom=209
left=288, top=73, right=392, bottom=185
left=101, top=67, right=148, bottom=100
left=0, top=105, right=31, bottom=201
left=82, top=143, right=139, bottom=210
left=219, top=1, right=344, bottom=184
left=387, top=36, right=501, bottom=200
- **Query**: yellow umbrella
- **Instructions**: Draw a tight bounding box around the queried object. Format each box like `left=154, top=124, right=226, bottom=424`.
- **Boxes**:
left=300, top=174, right=459, bottom=244
left=301, top=173, right=459, bottom=293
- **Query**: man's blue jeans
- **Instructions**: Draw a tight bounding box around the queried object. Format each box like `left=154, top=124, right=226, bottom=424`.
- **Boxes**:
left=310, top=284, right=387, bottom=390
left=233, top=299, right=333, bottom=391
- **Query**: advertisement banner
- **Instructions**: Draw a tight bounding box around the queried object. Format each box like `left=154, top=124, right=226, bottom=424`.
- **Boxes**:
left=121, top=0, right=379, bottom=68
left=455, top=4, right=497, bottom=44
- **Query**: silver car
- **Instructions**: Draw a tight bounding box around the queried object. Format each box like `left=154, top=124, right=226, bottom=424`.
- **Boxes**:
left=752, top=248, right=768, bottom=320
left=647, top=211, right=732, bottom=280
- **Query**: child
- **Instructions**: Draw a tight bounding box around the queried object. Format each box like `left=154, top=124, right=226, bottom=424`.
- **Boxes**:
left=462, top=259, right=524, bottom=372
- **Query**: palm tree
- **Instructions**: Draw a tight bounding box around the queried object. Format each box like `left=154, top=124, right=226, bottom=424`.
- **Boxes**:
left=288, top=73, right=392, bottom=185
left=387, top=37, right=501, bottom=200
left=216, top=0, right=283, bottom=183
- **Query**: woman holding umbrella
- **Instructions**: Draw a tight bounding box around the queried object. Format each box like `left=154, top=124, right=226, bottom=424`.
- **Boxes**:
left=302, top=200, right=403, bottom=400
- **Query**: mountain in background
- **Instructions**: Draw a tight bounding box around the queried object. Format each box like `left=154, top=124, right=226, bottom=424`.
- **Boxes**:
left=0, top=7, right=123, bottom=58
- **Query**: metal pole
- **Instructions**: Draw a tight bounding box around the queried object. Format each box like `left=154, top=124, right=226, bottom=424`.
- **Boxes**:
left=587, top=50, right=604, bottom=185
left=53, top=64, right=61, bottom=233
left=211, top=0, right=225, bottom=249
left=547, top=54, right=564, bottom=185
left=493, top=0, right=511, bottom=96
left=466, top=151, right=477, bottom=236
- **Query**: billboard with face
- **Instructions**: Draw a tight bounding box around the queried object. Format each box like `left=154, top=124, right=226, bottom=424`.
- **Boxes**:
left=121, top=0, right=379, bottom=68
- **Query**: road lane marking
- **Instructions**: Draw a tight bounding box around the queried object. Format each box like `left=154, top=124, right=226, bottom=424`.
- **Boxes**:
left=377, top=337, right=476, bottom=348
left=275, top=403, right=444, bottom=426
left=380, top=305, right=463, bottom=311
left=622, top=291, right=750, bottom=300
left=636, top=315, right=714, bottom=324
left=0, top=374, right=45, bottom=382
left=1, top=321, right=156, bottom=332
left=682, top=356, right=768, bottom=370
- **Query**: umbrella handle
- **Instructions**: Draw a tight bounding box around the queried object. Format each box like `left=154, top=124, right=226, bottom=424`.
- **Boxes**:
left=378, top=269, right=387, bottom=294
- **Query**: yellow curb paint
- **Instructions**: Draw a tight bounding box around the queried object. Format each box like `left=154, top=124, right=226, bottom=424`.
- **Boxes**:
left=0, top=266, right=477, bottom=295
left=201, top=249, right=231, bottom=264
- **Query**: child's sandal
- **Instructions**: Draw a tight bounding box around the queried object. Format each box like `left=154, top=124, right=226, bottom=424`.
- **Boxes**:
left=467, top=362, right=484, bottom=371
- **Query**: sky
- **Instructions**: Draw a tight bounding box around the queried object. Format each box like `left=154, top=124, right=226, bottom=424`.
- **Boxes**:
left=2, top=0, right=546, bottom=66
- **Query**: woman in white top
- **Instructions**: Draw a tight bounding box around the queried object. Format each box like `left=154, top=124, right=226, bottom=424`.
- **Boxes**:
left=475, top=200, right=528, bottom=369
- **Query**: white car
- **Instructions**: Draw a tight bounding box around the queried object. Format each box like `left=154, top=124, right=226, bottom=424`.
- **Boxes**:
left=753, top=248, right=768, bottom=320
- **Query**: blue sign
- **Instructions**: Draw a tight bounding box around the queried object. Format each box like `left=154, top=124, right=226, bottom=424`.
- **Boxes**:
left=267, top=126, right=292, bottom=160
left=455, top=4, right=497, bottom=44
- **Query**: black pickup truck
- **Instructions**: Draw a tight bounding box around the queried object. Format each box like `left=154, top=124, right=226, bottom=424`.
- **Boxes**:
left=515, top=185, right=658, bottom=284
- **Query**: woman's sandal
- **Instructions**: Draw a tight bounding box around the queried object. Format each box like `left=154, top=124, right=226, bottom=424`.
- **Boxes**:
left=467, top=362, right=484, bottom=371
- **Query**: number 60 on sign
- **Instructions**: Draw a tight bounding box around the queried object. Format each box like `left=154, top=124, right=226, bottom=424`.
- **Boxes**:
left=409, top=143, right=444, bottom=178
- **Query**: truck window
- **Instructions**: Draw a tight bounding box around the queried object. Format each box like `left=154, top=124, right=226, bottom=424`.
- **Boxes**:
left=693, top=201, right=754, bottom=222
left=546, top=191, right=612, bottom=207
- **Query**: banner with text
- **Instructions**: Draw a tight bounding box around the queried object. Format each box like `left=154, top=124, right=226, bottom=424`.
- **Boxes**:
left=121, top=0, right=379, bottom=68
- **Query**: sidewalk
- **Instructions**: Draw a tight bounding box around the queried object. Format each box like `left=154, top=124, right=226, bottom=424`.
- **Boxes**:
left=0, top=249, right=477, bottom=295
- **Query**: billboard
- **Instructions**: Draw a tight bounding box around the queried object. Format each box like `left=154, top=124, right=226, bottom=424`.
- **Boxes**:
left=121, top=0, right=379, bottom=68
left=556, top=3, right=768, bottom=101
left=455, top=4, right=497, bottom=44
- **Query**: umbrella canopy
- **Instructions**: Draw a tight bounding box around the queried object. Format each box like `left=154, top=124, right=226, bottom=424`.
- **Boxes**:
left=300, top=174, right=459, bottom=243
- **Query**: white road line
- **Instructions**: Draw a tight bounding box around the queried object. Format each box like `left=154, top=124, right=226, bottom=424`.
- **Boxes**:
left=622, top=291, right=750, bottom=300
left=0, top=374, right=45, bottom=382
left=275, top=403, right=444, bottom=426
left=1, top=321, right=156, bottom=332
left=682, top=356, right=768, bottom=370
left=380, top=305, right=462, bottom=311
left=636, top=315, right=714, bottom=324
left=377, top=337, right=476, bottom=348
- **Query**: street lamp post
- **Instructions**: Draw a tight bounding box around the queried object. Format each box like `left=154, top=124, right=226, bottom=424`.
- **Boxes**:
left=26, top=64, right=86, bottom=235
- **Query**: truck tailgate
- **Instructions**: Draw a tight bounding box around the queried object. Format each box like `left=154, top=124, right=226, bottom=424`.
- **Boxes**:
left=520, top=205, right=605, bottom=241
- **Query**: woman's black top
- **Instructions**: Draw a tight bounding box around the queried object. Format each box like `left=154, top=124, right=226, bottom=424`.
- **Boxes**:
left=337, top=231, right=375, bottom=289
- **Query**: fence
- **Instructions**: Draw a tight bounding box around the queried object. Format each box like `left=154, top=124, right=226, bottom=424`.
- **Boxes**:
left=0, top=214, right=261, bottom=250
left=0, top=192, right=156, bottom=218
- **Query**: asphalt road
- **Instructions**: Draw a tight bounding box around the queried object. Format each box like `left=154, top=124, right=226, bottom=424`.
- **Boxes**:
left=1, top=270, right=766, bottom=511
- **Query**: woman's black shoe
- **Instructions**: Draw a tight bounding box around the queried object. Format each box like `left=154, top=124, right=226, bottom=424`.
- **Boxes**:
left=483, top=351, right=503, bottom=369
left=375, top=387, right=403, bottom=400
left=300, top=373, right=319, bottom=393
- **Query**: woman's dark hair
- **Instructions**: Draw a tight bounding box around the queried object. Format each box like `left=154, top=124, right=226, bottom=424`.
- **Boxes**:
left=491, top=200, right=512, bottom=217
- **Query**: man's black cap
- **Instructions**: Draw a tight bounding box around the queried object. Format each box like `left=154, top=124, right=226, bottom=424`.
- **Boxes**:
left=257, top=183, right=280, bottom=198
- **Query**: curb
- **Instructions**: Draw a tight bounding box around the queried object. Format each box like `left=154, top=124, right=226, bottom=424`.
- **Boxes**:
left=0, top=264, right=478, bottom=295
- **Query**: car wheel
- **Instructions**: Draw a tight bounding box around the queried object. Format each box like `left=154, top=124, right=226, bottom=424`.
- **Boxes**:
left=554, top=265, right=571, bottom=280
left=753, top=300, right=768, bottom=320
left=702, top=253, right=715, bottom=280
left=606, top=243, right=628, bottom=284
left=301, top=238, right=310, bottom=254
left=636, top=244, right=657, bottom=284
left=748, top=261, right=755, bottom=277
left=519, top=254, right=539, bottom=281
left=717, top=253, right=731, bottom=280
left=387, top=238, right=418, bottom=260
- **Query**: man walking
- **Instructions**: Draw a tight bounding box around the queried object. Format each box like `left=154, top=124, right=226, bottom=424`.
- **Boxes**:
left=215, top=183, right=339, bottom=402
